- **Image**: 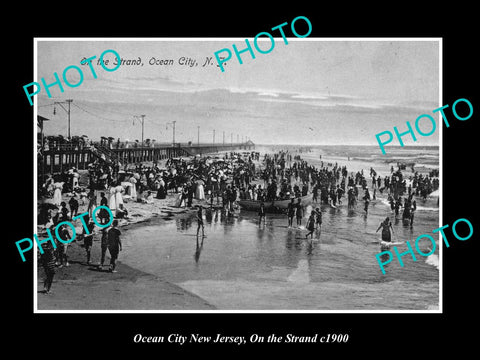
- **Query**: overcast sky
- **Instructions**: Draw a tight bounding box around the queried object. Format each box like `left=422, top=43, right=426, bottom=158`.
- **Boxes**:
left=36, top=39, right=440, bottom=145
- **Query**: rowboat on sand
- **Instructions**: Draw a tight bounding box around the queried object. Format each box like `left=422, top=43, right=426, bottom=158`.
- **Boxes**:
left=238, top=194, right=311, bottom=213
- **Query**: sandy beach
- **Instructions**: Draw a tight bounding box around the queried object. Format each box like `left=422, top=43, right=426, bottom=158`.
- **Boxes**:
left=37, top=178, right=216, bottom=311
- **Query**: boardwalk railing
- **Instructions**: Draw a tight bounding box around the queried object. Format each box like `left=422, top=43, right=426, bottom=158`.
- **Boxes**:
left=39, top=141, right=255, bottom=177
left=90, top=144, right=120, bottom=163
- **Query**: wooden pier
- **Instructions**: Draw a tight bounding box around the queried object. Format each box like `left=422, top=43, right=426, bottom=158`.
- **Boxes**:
left=39, top=140, right=255, bottom=177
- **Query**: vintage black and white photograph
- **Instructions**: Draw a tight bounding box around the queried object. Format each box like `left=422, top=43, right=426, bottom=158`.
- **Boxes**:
left=34, top=38, right=441, bottom=311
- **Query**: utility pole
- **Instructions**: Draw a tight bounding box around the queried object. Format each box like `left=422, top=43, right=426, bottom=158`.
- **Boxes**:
left=213, top=129, right=215, bottom=145
left=54, top=99, right=73, bottom=139
left=166, top=121, right=177, bottom=146
left=173, top=120, right=176, bottom=145
left=134, top=115, right=146, bottom=147
left=197, top=125, right=200, bottom=146
left=141, top=115, right=145, bottom=147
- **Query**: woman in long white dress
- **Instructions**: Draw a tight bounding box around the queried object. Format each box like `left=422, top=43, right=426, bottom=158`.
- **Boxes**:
left=72, top=170, right=79, bottom=189
left=129, top=176, right=137, bottom=198
left=174, top=185, right=185, bottom=207
left=45, top=175, right=54, bottom=195
left=196, top=182, right=205, bottom=200
left=52, top=182, right=64, bottom=206
left=115, top=184, right=124, bottom=212
left=108, top=185, right=117, bottom=212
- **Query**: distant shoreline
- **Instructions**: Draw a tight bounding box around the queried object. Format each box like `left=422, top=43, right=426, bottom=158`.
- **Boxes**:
left=255, top=144, right=439, bottom=149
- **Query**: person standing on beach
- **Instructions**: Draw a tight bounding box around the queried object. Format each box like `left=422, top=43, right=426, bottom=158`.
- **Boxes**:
left=287, top=198, right=295, bottom=228
left=305, top=211, right=316, bottom=239
left=315, top=207, right=322, bottom=233
left=388, top=194, right=395, bottom=212
left=55, top=223, right=70, bottom=268
left=258, top=201, right=266, bottom=226
left=107, top=220, right=122, bottom=273
left=115, top=184, right=124, bottom=210
left=394, top=197, right=403, bottom=216
left=196, top=206, right=205, bottom=237
left=52, top=181, right=63, bottom=206
left=83, top=221, right=95, bottom=265
left=363, top=189, right=371, bottom=214
left=229, top=185, right=237, bottom=212
left=108, top=184, right=116, bottom=213
left=100, top=228, right=109, bottom=268
left=68, top=194, right=79, bottom=218
left=181, top=185, right=188, bottom=208
left=187, top=183, right=194, bottom=207
left=329, top=187, right=337, bottom=207
left=59, top=201, right=69, bottom=221
left=410, top=200, right=417, bottom=227
left=336, top=185, right=344, bottom=205
left=156, top=177, right=166, bottom=199
left=208, top=190, right=215, bottom=208
left=376, top=217, right=394, bottom=250
left=98, top=192, right=109, bottom=225
left=296, top=198, right=303, bottom=227
left=347, top=187, right=355, bottom=209
left=87, top=190, right=97, bottom=219
left=40, top=242, right=56, bottom=294
left=312, top=185, right=319, bottom=203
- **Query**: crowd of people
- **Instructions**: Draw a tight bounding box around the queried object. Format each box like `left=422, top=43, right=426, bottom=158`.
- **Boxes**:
left=39, top=204, right=123, bottom=294
left=251, top=151, right=439, bottom=227
left=38, top=150, right=265, bottom=294
left=38, top=146, right=440, bottom=294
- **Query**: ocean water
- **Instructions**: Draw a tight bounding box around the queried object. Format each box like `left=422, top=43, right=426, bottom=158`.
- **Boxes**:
left=119, top=145, right=440, bottom=310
